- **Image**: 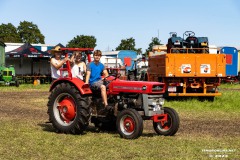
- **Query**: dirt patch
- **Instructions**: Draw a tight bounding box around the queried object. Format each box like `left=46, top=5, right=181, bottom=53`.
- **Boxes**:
left=178, top=117, right=239, bottom=137
left=1, top=91, right=239, bottom=137
left=0, top=91, right=49, bottom=121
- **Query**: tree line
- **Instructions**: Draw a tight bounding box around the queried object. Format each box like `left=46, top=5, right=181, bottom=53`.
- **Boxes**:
left=0, top=21, right=162, bottom=55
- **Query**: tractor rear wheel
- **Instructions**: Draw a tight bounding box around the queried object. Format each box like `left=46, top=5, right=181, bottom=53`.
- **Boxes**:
left=153, top=107, right=179, bottom=136
left=47, top=82, right=90, bottom=134
left=116, top=109, right=143, bottom=139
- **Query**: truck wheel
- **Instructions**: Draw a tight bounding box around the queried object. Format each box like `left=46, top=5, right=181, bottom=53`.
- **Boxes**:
left=15, top=79, right=19, bottom=87
left=47, top=82, right=90, bottom=134
left=117, top=109, right=143, bottom=139
left=153, top=107, right=179, bottom=136
left=205, top=96, right=214, bottom=102
left=199, top=96, right=215, bottom=102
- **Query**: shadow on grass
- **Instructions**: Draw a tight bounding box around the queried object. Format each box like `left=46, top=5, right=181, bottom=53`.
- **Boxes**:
left=38, top=122, right=89, bottom=135
left=141, top=132, right=156, bottom=137
left=37, top=122, right=171, bottom=139
left=38, top=123, right=56, bottom=133
left=87, top=125, right=166, bottom=139
left=37, top=122, right=118, bottom=136
left=86, top=124, right=118, bottom=135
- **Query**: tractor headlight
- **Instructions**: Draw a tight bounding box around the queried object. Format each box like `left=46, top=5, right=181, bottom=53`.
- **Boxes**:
left=159, top=98, right=164, bottom=106
left=142, top=86, right=147, bottom=90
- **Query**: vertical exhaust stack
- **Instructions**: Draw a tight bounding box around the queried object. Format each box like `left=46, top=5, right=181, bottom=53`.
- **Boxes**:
left=0, top=41, right=6, bottom=67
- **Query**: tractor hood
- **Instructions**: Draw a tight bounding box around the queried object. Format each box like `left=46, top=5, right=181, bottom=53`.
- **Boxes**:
left=108, top=80, right=166, bottom=94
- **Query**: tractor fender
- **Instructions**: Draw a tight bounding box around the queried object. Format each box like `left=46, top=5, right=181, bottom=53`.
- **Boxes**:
left=49, top=78, right=92, bottom=95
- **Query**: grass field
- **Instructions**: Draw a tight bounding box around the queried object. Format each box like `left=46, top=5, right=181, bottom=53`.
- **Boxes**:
left=0, top=83, right=239, bottom=159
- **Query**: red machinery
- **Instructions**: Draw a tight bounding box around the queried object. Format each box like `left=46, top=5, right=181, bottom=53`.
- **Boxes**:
left=47, top=48, right=179, bottom=139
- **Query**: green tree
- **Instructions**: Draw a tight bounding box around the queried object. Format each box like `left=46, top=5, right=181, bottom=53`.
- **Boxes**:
left=0, top=23, right=22, bottom=43
left=67, top=35, right=97, bottom=48
left=116, top=37, right=142, bottom=54
left=145, top=37, right=162, bottom=55
left=17, top=21, right=45, bottom=43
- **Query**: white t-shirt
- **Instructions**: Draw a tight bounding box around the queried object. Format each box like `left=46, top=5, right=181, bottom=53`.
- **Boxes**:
left=50, top=58, right=61, bottom=79
left=71, top=62, right=85, bottom=80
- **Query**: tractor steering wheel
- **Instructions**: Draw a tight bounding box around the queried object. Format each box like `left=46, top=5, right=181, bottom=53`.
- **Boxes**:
left=104, top=73, right=121, bottom=80
left=103, top=73, right=121, bottom=86
left=184, top=31, right=195, bottom=37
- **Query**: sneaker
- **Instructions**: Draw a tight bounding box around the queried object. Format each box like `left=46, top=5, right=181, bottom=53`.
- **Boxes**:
left=105, top=105, right=113, bottom=111
left=98, top=105, right=113, bottom=115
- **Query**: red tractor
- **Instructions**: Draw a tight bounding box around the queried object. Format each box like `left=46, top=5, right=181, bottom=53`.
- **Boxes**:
left=47, top=48, right=180, bottom=139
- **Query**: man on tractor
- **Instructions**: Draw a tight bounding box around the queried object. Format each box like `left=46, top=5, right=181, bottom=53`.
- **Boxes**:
left=85, top=50, right=112, bottom=114
left=50, top=46, right=70, bottom=81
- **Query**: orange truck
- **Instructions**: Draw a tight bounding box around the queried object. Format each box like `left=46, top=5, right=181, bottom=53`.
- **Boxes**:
left=145, top=31, right=226, bottom=101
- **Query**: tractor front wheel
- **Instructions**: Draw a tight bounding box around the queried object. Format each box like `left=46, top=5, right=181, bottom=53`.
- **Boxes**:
left=116, top=109, right=143, bottom=139
left=47, top=82, right=90, bottom=134
left=153, top=107, right=179, bottom=136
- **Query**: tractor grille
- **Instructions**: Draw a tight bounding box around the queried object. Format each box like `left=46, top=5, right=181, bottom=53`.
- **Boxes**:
left=152, top=85, right=164, bottom=92
left=142, top=94, right=164, bottom=116
left=147, top=94, right=163, bottom=110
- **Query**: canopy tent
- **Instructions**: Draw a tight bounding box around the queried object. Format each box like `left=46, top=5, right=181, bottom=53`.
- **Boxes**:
left=5, top=43, right=51, bottom=58
left=5, top=43, right=51, bottom=75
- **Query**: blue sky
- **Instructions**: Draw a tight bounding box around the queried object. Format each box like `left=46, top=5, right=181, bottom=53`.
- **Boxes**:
left=0, top=0, right=240, bottom=52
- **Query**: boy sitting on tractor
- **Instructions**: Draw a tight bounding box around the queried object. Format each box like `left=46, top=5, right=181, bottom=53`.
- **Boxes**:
left=85, top=50, right=112, bottom=114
